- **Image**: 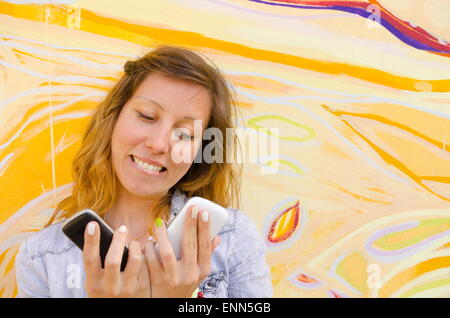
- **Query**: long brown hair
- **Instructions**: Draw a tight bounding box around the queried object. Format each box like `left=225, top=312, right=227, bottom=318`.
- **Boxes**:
left=46, top=45, right=242, bottom=228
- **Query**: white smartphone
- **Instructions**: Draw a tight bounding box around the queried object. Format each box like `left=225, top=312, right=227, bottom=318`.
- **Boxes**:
left=155, top=196, right=229, bottom=260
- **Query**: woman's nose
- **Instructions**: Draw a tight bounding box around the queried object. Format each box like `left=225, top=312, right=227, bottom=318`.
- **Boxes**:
left=144, top=128, right=171, bottom=154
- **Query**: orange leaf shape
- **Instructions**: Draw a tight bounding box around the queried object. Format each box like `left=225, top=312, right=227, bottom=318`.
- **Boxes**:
left=297, top=273, right=318, bottom=284
left=267, top=200, right=300, bottom=243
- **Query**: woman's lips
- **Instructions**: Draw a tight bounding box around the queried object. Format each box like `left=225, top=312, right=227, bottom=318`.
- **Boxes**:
left=131, top=154, right=166, bottom=169
left=130, top=155, right=167, bottom=176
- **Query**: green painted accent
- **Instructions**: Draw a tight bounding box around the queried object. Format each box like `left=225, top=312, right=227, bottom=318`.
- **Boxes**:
left=247, top=115, right=316, bottom=142
left=373, top=218, right=450, bottom=251
left=399, top=278, right=450, bottom=298
left=155, top=218, right=164, bottom=228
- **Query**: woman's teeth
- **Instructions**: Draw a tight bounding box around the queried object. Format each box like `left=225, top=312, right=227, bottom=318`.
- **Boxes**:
left=132, top=156, right=164, bottom=173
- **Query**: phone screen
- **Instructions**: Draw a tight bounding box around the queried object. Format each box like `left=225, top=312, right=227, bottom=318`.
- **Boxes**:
left=62, top=211, right=129, bottom=271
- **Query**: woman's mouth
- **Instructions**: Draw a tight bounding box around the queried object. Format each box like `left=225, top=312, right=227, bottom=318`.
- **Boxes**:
left=130, top=155, right=167, bottom=176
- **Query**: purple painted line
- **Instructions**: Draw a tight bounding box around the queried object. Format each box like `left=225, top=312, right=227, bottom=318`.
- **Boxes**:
left=330, top=5, right=440, bottom=52
left=365, top=221, right=450, bottom=258
left=214, top=0, right=349, bottom=21
left=248, top=0, right=447, bottom=53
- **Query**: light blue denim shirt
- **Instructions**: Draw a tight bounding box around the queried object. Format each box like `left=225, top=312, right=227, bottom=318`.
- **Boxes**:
left=15, top=189, right=273, bottom=298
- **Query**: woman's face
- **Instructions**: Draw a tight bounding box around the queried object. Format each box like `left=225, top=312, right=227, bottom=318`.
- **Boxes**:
left=111, top=71, right=211, bottom=199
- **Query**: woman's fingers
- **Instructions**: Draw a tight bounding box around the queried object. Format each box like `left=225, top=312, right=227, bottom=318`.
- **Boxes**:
left=144, top=236, right=160, bottom=268
left=137, top=249, right=151, bottom=297
left=181, top=206, right=199, bottom=266
left=103, top=225, right=129, bottom=294
left=144, top=237, right=163, bottom=284
left=122, top=241, right=143, bottom=294
left=83, top=221, right=101, bottom=276
left=197, top=210, right=212, bottom=278
left=153, top=219, right=177, bottom=278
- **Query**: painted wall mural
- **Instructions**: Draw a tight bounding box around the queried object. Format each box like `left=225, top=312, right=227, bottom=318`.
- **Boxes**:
left=0, top=0, right=449, bottom=298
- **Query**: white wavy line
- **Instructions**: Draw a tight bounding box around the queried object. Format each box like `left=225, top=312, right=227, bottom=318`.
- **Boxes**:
left=229, top=71, right=450, bottom=118
left=0, top=85, right=103, bottom=110
left=328, top=249, right=364, bottom=296
left=0, top=94, right=98, bottom=150
left=371, top=249, right=450, bottom=298
left=0, top=153, right=14, bottom=175
left=0, top=183, right=73, bottom=235
left=47, top=65, right=57, bottom=209
left=0, top=39, right=123, bottom=71
left=406, top=285, right=450, bottom=298
left=308, top=209, right=450, bottom=268
left=390, top=268, right=450, bottom=298
left=0, top=247, right=20, bottom=282
left=0, top=34, right=140, bottom=58
left=51, top=110, right=91, bottom=120
left=0, top=232, right=36, bottom=255
left=278, top=95, right=450, bottom=119
left=227, top=70, right=366, bottom=98
left=360, top=96, right=450, bottom=118
left=0, top=60, right=114, bottom=86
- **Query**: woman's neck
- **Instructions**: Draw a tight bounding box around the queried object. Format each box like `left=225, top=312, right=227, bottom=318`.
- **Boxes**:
left=103, top=190, right=166, bottom=243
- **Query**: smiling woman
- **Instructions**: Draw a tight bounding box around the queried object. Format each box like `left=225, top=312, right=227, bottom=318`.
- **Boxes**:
left=53, top=46, right=240, bottom=226
left=14, top=45, right=273, bottom=298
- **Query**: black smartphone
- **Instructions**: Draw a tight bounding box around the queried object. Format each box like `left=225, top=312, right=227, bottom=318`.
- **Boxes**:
left=62, top=209, right=128, bottom=271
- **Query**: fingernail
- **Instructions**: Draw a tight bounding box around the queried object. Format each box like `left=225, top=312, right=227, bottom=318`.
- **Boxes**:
left=118, top=225, right=127, bottom=233
left=147, top=236, right=154, bottom=241
left=155, top=218, right=164, bottom=228
left=192, top=206, right=199, bottom=219
left=202, top=210, right=209, bottom=223
left=87, top=222, right=95, bottom=236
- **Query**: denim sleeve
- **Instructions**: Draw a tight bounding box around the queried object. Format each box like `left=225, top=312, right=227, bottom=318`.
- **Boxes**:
left=15, top=239, right=50, bottom=298
left=227, top=210, right=273, bottom=298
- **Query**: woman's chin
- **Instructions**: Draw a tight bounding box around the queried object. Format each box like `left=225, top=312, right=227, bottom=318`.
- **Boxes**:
left=125, top=184, right=168, bottom=199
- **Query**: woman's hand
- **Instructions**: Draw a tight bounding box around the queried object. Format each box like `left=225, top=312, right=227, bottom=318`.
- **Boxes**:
left=144, top=206, right=221, bottom=298
left=83, top=222, right=151, bottom=298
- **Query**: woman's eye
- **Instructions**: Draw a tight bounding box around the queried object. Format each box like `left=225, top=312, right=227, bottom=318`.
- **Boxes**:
left=175, top=130, right=193, bottom=141
left=137, top=112, right=154, bottom=121
left=180, top=132, right=193, bottom=141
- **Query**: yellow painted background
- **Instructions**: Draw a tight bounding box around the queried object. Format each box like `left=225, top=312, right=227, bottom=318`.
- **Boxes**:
left=0, top=0, right=449, bottom=298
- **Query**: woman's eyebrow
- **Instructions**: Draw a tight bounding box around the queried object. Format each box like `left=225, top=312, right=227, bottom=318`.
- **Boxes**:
left=136, top=96, right=164, bottom=110
left=135, top=96, right=197, bottom=121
